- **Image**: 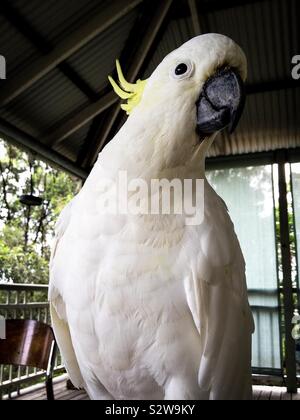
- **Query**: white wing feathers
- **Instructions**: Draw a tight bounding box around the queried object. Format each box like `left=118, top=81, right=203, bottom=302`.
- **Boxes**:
left=48, top=183, right=253, bottom=399
left=49, top=199, right=84, bottom=389
left=185, top=191, right=254, bottom=400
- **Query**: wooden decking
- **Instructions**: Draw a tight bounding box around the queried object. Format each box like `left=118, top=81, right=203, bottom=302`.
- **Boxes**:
left=6, top=377, right=300, bottom=400
left=253, top=386, right=300, bottom=401
left=13, top=376, right=89, bottom=401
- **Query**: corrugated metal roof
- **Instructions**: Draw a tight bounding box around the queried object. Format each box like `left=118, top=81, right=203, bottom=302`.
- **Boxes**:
left=67, top=9, right=138, bottom=93
left=145, top=0, right=297, bottom=85
left=202, top=0, right=295, bottom=85
left=143, top=0, right=300, bottom=158
left=11, top=0, right=111, bottom=46
left=54, top=123, right=91, bottom=162
left=208, top=87, right=300, bottom=157
left=201, top=0, right=300, bottom=156
left=1, top=69, right=88, bottom=137
left=0, top=0, right=299, bottom=174
left=144, top=17, right=195, bottom=78
left=0, top=15, right=39, bottom=77
left=0, top=6, right=139, bottom=141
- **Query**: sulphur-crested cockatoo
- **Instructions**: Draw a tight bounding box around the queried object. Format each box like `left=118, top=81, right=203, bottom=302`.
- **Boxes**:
left=49, top=33, right=254, bottom=400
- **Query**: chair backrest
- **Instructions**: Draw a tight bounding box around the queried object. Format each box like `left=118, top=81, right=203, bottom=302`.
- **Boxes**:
left=0, top=320, right=56, bottom=371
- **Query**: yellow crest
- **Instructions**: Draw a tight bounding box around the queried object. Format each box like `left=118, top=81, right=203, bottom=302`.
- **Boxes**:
left=108, top=60, right=148, bottom=115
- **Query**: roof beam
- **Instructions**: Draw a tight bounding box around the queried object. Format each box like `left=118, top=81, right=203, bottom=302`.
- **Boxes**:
left=0, top=0, right=51, bottom=55
left=0, top=0, right=99, bottom=101
left=0, top=119, right=88, bottom=179
left=58, top=63, right=98, bottom=101
left=188, top=0, right=202, bottom=36
left=79, top=1, right=156, bottom=167
left=246, top=78, right=300, bottom=95
left=0, top=0, right=142, bottom=107
left=198, top=0, right=267, bottom=13
left=85, top=0, right=174, bottom=168
left=206, top=148, right=300, bottom=170
left=44, top=92, right=117, bottom=147
left=76, top=114, right=106, bottom=167
left=173, top=0, right=267, bottom=19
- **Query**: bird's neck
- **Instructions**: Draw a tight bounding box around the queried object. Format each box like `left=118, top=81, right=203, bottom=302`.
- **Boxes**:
left=96, top=115, right=209, bottom=182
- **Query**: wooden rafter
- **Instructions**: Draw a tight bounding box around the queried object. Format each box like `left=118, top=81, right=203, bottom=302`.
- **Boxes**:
left=0, top=118, right=88, bottom=179
left=0, top=0, right=98, bottom=101
left=83, top=0, right=174, bottom=168
left=44, top=92, right=117, bottom=147
left=188, top=0, right=202, bottom=36
left=0, top=0, right=142, bottom=107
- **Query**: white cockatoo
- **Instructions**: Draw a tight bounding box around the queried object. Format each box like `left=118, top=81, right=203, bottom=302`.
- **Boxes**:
left=49, top=33, right=254, bottom=400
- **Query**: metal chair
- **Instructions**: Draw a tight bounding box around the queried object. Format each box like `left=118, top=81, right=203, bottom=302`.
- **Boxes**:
left=0, top=319, right=57, bottom=400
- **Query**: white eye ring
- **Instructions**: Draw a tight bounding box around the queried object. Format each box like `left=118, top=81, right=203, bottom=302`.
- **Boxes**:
left=170, top=60, right=194, bottom=80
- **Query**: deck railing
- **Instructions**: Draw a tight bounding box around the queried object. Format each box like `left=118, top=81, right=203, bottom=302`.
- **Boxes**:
left=0, top=283, right=290, bottom=397
left=0, top=283, right=64, bottom=398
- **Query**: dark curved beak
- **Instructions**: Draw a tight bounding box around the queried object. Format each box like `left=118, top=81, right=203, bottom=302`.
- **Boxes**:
left=196, top=67, right=246, bottom=137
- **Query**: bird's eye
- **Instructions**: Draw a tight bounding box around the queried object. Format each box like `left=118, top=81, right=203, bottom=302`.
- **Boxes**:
left=175, top=63, right=188, bottom=75
left=171, top=60, right=194, bottom=80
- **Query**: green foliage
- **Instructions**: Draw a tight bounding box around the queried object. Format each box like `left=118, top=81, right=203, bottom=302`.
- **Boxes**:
left=0, top=138, right=81, bottom=284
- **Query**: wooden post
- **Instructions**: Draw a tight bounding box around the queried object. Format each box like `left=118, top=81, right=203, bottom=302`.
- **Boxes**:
left=277, top=152, right=297, bottom=393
